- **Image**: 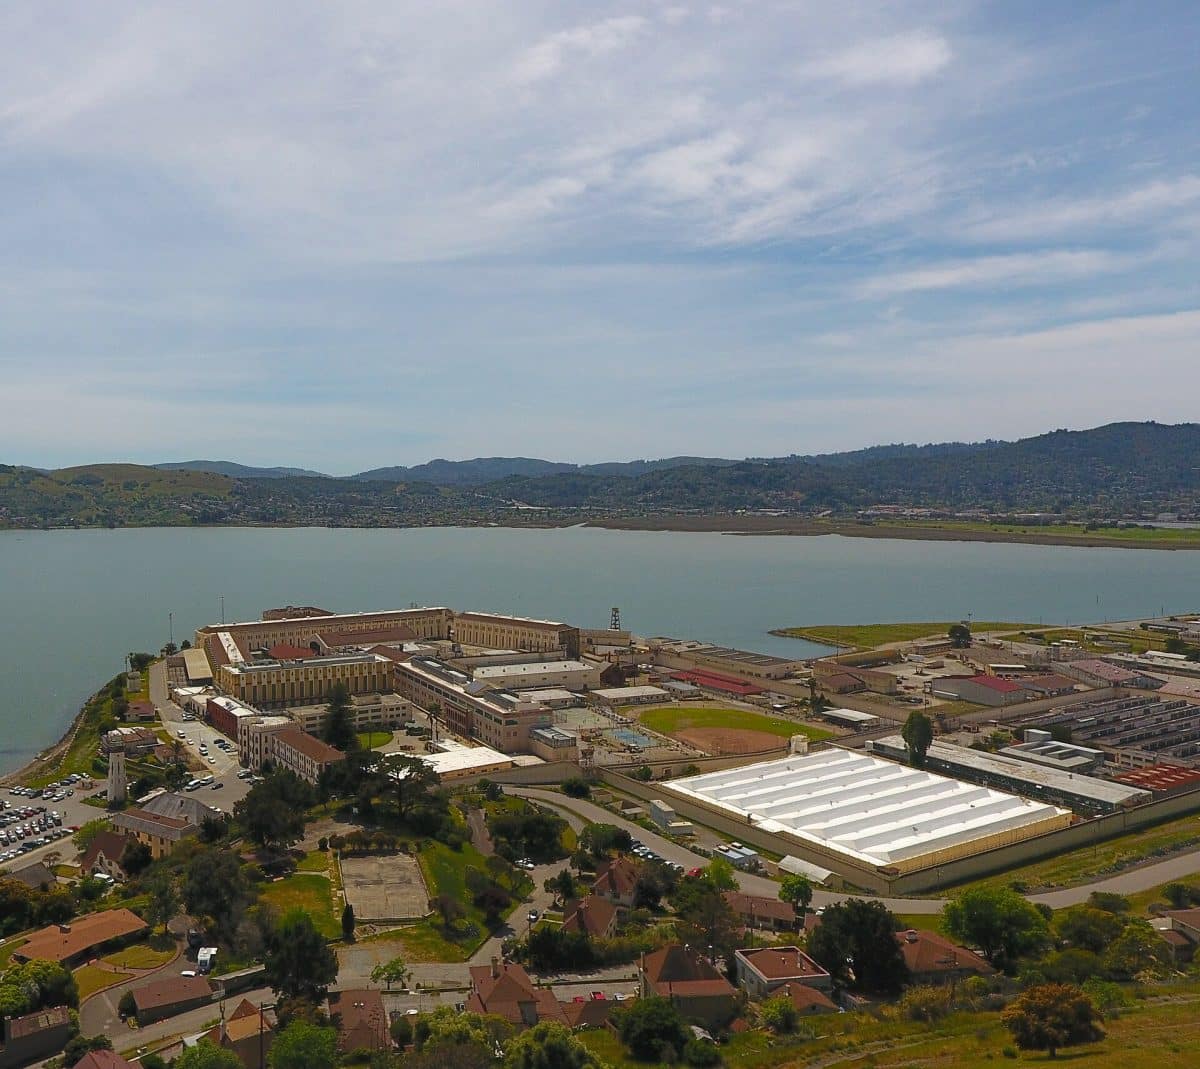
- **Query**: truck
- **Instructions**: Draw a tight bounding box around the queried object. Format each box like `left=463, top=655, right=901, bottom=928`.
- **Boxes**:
left=197, top=947, right=217, bottom=974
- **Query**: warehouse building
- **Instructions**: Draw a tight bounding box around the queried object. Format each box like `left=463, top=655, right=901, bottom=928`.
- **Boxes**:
left=592, top=685, right=671, bottom=707
left=662, top=749, right=1072, bottom=878
left=867, top=736, right=1151, bottom=814
left=470, top=659, right=603, bottom=690
left=1022, top=694, right=1200, bottom=767
left=929, top=674, right=1028, bottom=707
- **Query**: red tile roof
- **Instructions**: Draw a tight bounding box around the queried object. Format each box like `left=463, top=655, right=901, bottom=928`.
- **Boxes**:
left=782, top=983, right=838, bottom=1014
left=1112, top=765, right=1200, bottom=792
left=642, top=946, right=735, bottom=999
left=275, top=726, right=347, bottom=764
left=895, top=929, right=994, bottom=976
left=723, top=891, right=796, bottom=924
left=329, top=989, right=390, bottom=1052
left=73, top=1051, right=137, bottom=1069
left=16, top=908, right=148, bottom=963
left=267, top=643, right=317, bottom=660
left=562, top=895, right=618, bottom=939
left=5, top=1005, right=71, bottom=1040
left=592, top=856, right=640, bottom=900
left=560, top=998, right=618, bottom=1029
left=736, top=946, right=829, bottom=982
left=969, top=674, right=1025, bottom=693
left=132, top=975, right=213, bottom=1014
left=80, top=830, right=135, bottom=874
left=467, top=961, right=565, bottom=1028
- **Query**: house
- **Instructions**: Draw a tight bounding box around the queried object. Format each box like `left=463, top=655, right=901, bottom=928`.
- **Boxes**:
left=591, top=856, right=640, bottom=908
left=733, top=947, right=831, bottom=999
left=560, top=997, right=618, bottom=1031
left=203, top=999, right=275, bottom=1069
left=0, top=1006, right=73, bottom=1069
left=723, top=891, right=797, bottom=932
left=1159, top=909, right=1200, bottom=963
left=639, top=946, right=738, bottom=1030
left=4, top=863, right=57, bottom=891
left=112, top=807, right=198, bottom=860
left=895, top=930, right=995, bottom=985
left=14, top=908, right=148, bottom=966
left=328, top=989, right=391, bottom=1053
left=466, top=959, right=564, bottom=1029
left=780, top=982, right=838, bottom=1016
left=140, top=790, right=222, bottom=827
left=74, top=1051, right=137, bottom=1069
left=562, top=896, right=619, bottom=940
left=132, top=975, right=214, bottom=1025
left=80, top=830, right=136, bottom=881
left=128, top=699, right=158, bottom=722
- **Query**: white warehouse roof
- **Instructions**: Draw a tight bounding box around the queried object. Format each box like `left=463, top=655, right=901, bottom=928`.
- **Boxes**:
left=663, top=749, right=1071, bottom=871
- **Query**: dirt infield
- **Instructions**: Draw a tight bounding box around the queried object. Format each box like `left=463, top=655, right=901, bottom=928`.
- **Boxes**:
left=673, top=727, right=788, bottom=756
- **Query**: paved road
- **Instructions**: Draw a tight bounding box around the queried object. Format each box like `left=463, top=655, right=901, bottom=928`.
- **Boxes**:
left=509, top=787, right=1200, bottom=914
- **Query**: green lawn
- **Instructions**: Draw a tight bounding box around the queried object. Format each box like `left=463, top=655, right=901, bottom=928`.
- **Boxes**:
left=637, top=706, right=833, bottom=742
left=948, top=811, right=1200, bottom=895
left=75, top=963, right=135, bottom=1001
left=258, top=872, right=340, bottom=940
left=356, top=730, right=392, bottom=750
left=296, top=850, right=333, bottom=874
left=0, top=936, right=29, bottom=969
left=102, top=943, right=176, bottom=970
left=774, top=622, right=1034, bottom=650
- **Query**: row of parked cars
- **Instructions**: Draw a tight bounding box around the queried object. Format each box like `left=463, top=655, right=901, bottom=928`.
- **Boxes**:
left=0, top=802, right=69, bottom=861
left=629, top=839, right=686, bottom=872
left=7, top=773, right=91, bottom=803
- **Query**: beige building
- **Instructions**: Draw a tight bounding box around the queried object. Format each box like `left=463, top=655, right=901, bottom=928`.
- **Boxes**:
left=216, top=653, right=393, bottom=708
left=112, top=808, right=197, bottom=859
left=452, top=612, right=580, bottom=658
left=196, top=607, right=453, bottom=652
left=264, top=726, right=346, bottom=784
left=239, top=715, right=293, bottom=770
left=285, top=692, right=414, bottom=734
left=469, top=659, right=603, bottom=690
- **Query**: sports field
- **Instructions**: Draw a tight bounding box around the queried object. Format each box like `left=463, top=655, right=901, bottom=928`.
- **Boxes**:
left=636, top=706, right=832, bottom=755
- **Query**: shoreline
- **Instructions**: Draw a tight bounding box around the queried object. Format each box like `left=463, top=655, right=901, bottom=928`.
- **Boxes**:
left=4, top=517, right=1199, bottom=550
left=0, top=699, right=89, bottom=786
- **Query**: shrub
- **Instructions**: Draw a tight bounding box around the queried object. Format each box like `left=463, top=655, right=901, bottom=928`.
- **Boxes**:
left=562, top=777, right=591, bottom=799
left=899, top=985, right=952, bottom=1023
left=317, top=837, right=328, bottom=851
left=682, top=1038, right=722, bottom=1066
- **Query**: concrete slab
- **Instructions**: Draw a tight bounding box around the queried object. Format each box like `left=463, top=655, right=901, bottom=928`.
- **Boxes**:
left=340, top=854, right=428, bottom=922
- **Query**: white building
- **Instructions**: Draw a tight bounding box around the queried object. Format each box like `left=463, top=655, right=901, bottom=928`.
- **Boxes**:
left=471, top=659, right=603, bottom=690
left=591, top=685, right=670, bottom=707
left=663, top=749, right=1072, bottom=876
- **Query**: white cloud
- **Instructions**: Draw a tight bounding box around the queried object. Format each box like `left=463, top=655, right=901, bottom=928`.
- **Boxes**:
left=802, top=31, right=951, bottom=87
left=858, top=250, right=1133, bottom=297
left=512, top=15, right=648, bottom=85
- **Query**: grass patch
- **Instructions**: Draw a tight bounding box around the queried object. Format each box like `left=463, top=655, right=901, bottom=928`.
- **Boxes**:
left=296, top=850, right=332, bottom=874
left=948, top=811, right=1200, bottom=895
left=102, top=943, right=176, bottom=970
left=925, top=699, right=987, bottom=719
left=774, top=622, right=1034, bottom=650
left=74, top=963, right=135, bottom=1001
left=0, top=937, right=29, bottom=969
left=356, top=731, right=391, bottom=750
left=637, top=706, right=833, bottom=742
left=259, top=872, right=340, bottom=940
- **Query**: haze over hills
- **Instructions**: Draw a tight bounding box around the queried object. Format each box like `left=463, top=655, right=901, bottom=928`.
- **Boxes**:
left=2, top=422, right=1197, bottom=529
left=155, top=460, right=330, bottom=479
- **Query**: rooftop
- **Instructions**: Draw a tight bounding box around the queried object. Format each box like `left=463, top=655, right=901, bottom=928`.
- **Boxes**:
left=663, top=749, right=1071, bottom=870
left=736, top=946, right=828, bottom=981
left=132, top=975, right=213, bottom=1013
left=474, top=660, right=593, bottom=679
left=275, top=726, right=347, bottom=764
left=17, top=909, right=148, bottom=963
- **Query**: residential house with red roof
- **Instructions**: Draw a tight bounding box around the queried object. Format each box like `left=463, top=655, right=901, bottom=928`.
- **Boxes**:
left=591, top=856, right=640, bottom=908
left=466, top=959, right=564, bottom=1030
left=80, top=830, right=136, bottom=882
left=638, top=946, right=738, bottom=1029
left=895, top=929, right=995, bottom=985
left=329, top=989, right=391, bottom=1053
left=203, top=999, right=276, bottom=1069
left=562, top=896, right=618, bottom=940
left=0, top=1006, right=73, bottom=1069
left=733, top=947, right=831, bottom=999
left=722, top=891, right=797, bottom=933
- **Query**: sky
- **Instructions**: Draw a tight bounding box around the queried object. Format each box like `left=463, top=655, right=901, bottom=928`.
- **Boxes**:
left=1, top=1, right=1198, bottom=473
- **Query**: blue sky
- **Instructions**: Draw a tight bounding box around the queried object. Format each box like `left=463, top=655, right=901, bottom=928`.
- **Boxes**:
left=1, top=1, right=1197, bottom=473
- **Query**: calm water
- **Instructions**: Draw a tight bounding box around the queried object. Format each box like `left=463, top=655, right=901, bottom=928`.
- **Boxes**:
left=1, top=526, right=1196, bottom=775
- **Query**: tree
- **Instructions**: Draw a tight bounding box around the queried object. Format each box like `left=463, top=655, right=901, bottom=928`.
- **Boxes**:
left=183, top=849, right=252, bottom=941
left=321, top=683, right=356, bottom=752
left=562, top=777, right=591, bottom=799
left=263, top=909, right=339, bottom=1002
left=118, top=989, right=138, bottom=1018
left=901, top=711, right=934, bottom=768
left=948, top=623, right=972, bottom=648
left=760, top=994, right=800, bottom=1034
left=173, top=1041, right=245, bottom=1069
left=780, top=874, right=813, bottom=916
left=429, top=893, right=463, bottom=931
left=370, top=955, right=410, bottom=991
left=704, top=857, right=737, bottom=892
left=941, top=886, right=1051, bottom=969
left=502, top=1020, right=607, bottom=1069
left=119, top=839, right=153, bottom=877
left=145, top=870, right=179, bottom=932
left=1054, top=905, right=1124, bottom=955
left=414, top=1006, right=514, bottom=1053
left=1164, top=882, right=1198, bottom=909
left=580, top=824, right=632, bottom=859
left=632, top=766, right=653, bottom=782
left=72, top=818, right=112, bottom=853
left=268, top=1020, right=339, bottom=1069
left=614, top=996, right=688, bottom=1062
left=1102, top=919, right=1171, bottom=980
left=341, top=903, right=355, bottom=942
left=1002, top=983, right=1104, bottom=1058
left=381, top=754, right=441, bottom=821
left=235, top=771, right=313, bottom=851
left=808, top=899, right=909, bottom=993
left=62, top=1036, right=114, bottom=1068
left=546, top=869, right=576, bottom=906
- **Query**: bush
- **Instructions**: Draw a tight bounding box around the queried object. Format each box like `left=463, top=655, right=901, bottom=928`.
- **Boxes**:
left=760, top=994, right=800, bottom=1034
left=317, top=837, right=328, bottom=851
left=899, top=985, right=952, bottom=1023
left=683, top=1038, right=722, bottom=1066
left=562, top=777, right=591, bottom=799
left=118, top=989, right=137, bottom=1019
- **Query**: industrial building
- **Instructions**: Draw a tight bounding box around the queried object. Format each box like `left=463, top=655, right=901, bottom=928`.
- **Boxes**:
left=867, top=736, right=1151, bottom=814
left=215, top=652, right=393, bottom=708
left=196, top=607, right=454, bottom=654
left=469, top=659, right=602, bottom=690
left=591, top=685, right=670, bottom=707
left=662, top=749, right=1072, bottom=877
left=999, top=731, right=1105, bottom=772
left=284, top=692, right=413, bottom=734
left=451, top=611, right=580, bottom=657
left=929, top=674, right=1028, bottom=707
left=817, top=707, right=882, bottom=730
left=651, top=638, right=806, bottom=679
left=1021, top=694, right=1200, bottom=767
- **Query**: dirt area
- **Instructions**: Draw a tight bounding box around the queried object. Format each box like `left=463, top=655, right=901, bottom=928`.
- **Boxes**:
left=340, top=854, right=429, bottom=923
left=673, top=727, right=788, bottom=755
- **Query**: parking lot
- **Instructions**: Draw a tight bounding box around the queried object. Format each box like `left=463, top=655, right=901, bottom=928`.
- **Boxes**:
left=1, top=788, right=71, bottom=863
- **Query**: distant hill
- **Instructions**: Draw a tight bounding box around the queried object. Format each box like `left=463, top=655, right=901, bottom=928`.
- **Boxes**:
left=4, top=422, right=1198, bottom=528
left=351, top=455, right=740, bottom=485
left=155, top=460, right=329, bottom=479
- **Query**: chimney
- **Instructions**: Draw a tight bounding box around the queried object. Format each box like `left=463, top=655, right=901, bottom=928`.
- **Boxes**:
left=491, top=956, right=500, bottom=979
left=58, top=924, right=72, bottom=934
left=905, top=930, right=919, bottom=943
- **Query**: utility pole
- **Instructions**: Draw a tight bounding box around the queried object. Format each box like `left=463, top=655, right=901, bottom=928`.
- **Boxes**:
left=168, top=611, right=174, bottom=648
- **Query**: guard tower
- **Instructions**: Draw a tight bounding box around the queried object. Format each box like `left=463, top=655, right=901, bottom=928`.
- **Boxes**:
left=108, top=749, right=128, bottom=805
left=610, top=607, right=621, bottom=631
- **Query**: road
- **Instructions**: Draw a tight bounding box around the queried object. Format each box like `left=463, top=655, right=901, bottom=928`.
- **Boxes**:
left=508, top=787, right=1200, bottom=914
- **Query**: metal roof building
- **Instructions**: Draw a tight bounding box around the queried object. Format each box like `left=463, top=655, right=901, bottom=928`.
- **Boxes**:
left=663, top=749, right=1071, bottom=875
